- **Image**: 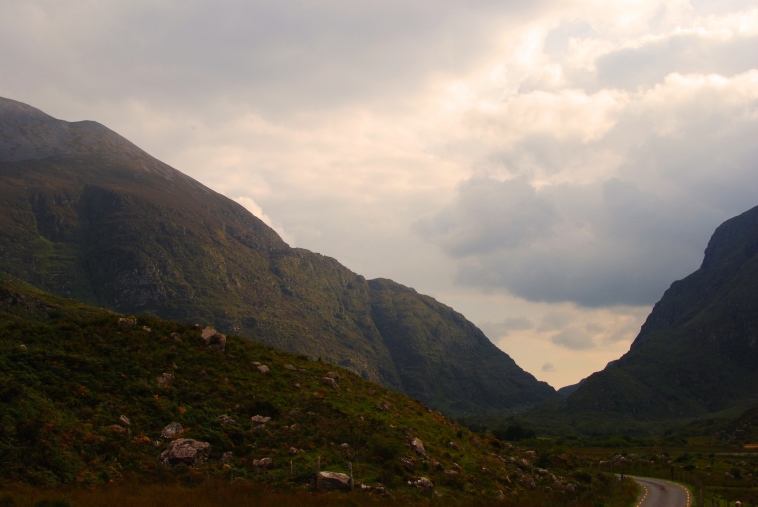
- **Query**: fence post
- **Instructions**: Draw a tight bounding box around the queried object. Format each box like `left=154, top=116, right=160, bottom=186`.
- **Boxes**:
left=316, top=456, right=321, bottom=490
left=348, top=462, right=354, bottom=491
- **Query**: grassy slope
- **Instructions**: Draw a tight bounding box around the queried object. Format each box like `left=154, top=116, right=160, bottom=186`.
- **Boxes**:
left=0, top=275, right=568, bottom=502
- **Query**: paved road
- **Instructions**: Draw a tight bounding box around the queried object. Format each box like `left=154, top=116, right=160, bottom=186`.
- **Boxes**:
left=631, top=476, right=692, bottom=507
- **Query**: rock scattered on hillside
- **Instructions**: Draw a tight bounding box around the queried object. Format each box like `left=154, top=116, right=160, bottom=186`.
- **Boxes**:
left=158, top=438, right=211, bottom=466
left=217, top=414, right=236, bottom=425
left=201, top=326, right=226, bottom=351
left=253, top=457, right=272, bottom=469
left=118, top=317, right=136, bottom=330
left=161, top=422, right=183, bottom=439
left=408, top=477, right=434, bottom=493
left=411, top=437, right=426, bottom=455
left=317, top=471, right=351, bottom=490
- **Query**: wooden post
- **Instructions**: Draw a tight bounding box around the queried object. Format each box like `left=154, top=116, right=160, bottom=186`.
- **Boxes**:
left=348, top=462, right=354, bottom=491
left=316, top=456, right=321, bottom=490
left=290, top=459, right=293, bottom=479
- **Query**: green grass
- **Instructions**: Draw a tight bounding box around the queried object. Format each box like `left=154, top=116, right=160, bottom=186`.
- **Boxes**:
left=0, top=277, right=601, bottom=504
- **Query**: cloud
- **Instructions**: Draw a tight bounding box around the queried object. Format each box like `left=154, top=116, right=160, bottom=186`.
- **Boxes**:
left=551, top=328, right=595, bottom=350
left=541, top=362, right=555, bottom=372
left=418, top=69, right=758, bottom=307
left=479, top=316, right=535, bottom=338
left=595, top=34, right=758, bottom=91
left=233, top=196, right=295, bottom=245
left=414, top=178, right=557, bottom=256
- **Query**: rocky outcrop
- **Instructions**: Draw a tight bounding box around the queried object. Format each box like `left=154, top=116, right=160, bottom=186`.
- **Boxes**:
left=158, top=438, right=211, bottom=466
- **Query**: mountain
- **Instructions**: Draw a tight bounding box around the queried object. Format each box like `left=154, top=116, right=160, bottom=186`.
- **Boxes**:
left=532, top=205, right=758, bottom=432
left=556, top=378, right=585, bottom=399
left=0, top=273, right=567, bottom=499
left=0, top=96, right=558, bottom=417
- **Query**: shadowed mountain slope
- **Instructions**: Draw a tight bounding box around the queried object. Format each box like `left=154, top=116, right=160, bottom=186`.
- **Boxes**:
left=0, top=96, right=558, bottom=417
left=529, top=204, right=758, bottom=431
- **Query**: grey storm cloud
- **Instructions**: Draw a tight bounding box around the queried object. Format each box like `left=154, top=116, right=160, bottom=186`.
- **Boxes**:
left=417, top=166, right=755, bottom=307
left=414, top=178, right=557, bottom=257
left=0, top=0, right=549, bottom=116
left=416, top=34, right=758, bottom=309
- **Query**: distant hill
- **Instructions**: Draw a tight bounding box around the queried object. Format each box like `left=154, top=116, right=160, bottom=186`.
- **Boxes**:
left=0, top=273, right=563, bottom=498
left=0, top=96, right=558, bottom=417
left=530, top=205, right=758, bottom=432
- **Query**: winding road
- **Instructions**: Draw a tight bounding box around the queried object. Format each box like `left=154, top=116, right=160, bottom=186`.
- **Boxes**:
left=631, top=476, right=692, bottom=507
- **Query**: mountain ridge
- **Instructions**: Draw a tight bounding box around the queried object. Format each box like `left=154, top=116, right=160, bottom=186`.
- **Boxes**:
left=0, top=96, right=559, bottom=417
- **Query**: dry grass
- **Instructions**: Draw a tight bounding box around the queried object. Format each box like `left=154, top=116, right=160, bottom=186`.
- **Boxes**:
left=1, top=481, right=398, bottom=507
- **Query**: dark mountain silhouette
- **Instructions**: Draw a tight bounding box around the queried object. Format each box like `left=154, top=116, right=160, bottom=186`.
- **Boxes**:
left=530, top=204, right=758, bottom=431
left=0, top=96, right=558, bottom=417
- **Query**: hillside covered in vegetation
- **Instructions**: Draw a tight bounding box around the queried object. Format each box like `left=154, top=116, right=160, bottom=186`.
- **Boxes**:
left=0, top=96, right=557, bottom=418
left=0, top=274, right=603, bottom=504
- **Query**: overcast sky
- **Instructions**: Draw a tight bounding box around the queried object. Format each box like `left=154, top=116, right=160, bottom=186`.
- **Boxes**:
left=3, top=0, right=757, bottom=388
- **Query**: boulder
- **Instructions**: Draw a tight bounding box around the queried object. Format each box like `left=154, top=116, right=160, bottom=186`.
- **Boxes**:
left=201, top=327, right=226, bottom=351
left=326, top=372, right=340, bottom=383
left=317, top=471, right=351, bottom=490
left=411, top=437, right=426, bottom=455
left=284, top=364, right=296, bottom=371
left=161, top=422, right=183, bottom=439
left=158, top=438, right=211, bottom=466
left=323, top=377, right=339, bottom=389
left=220, top=451, right=233, bottom=464
left=118, top=317, right=137, bottom=330
left=409, top=477, right=434, bottom=493
left=109, top=424, right=126, bottom=433
left=217, top=414, right=236, bottom=425
left=118, top=415, right=131, bottom=427
left=251, top=415, right=271, bottom=424
left=257, top=365, right=270, bottom=374
left=253, top=457, right=273, bottom=469
left=448, top=441, right=461, bottom=451
left=142, top=326, right=152, bottom=332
